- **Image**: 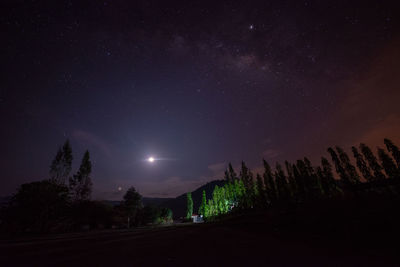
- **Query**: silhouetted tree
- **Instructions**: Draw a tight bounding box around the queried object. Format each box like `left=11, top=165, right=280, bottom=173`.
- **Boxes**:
left=378, top=147, right=399, bottom=178
left=255, top=173, right=266, bottom=207
left=328, top=147, right=350, bottom=184
left=69, top=150, right=92, bottom=201
left=239, top=161, right=255, bottom=207
left=263, top=160, right=277, bottom=203
left=360, top=143, right=386, bottom=180
left=285, top=161, right=297, bottom=197
left=320, top=157, right=341, bottom=196
left=352, top=146, right=373, bottom=181
left=336, top=146, right=361, bottom=184
left=384, top=138, right=400, bottom=169
left=296, top=160, right=310, bottom=198
left=50, top=140, right=73, bottom=185
left=6, top=180, right=69, bottom=233
left=224, top=170, right=230, bottom=182
left=123, top=187, right=142, bottom=228
left=186, top=192, right=193, bottom=219
left=304, top=157, right=322, bottom=197
left=228, top=163, right=238, bottom=182
left=275, top=163, right=289, bottom=200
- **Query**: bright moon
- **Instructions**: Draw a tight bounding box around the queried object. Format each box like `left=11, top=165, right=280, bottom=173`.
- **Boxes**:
left=148, top=157, right=155, bottom=162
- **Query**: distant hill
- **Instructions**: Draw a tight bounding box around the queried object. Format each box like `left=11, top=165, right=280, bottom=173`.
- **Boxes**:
left=142, top=197, right=173, bottom=206
left=102, top=197, right=173, bottom=207
left=161, top=180, right=226, bottom=219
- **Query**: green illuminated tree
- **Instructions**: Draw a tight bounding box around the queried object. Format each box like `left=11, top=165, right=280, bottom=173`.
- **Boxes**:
left=186, top=192, right=193, bottom=219
left=198, top=190, right=207, bottom=216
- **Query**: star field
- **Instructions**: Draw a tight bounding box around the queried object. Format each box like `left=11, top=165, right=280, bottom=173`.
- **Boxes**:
left=1, top=0, right=399, bottom=199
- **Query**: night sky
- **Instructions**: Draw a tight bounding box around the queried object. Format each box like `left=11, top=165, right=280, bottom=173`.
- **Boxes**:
left=1, top=0, right=400, bottom=199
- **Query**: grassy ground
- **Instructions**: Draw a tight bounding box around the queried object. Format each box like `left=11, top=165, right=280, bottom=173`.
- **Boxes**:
left=1, top=195, right=399, bottom=266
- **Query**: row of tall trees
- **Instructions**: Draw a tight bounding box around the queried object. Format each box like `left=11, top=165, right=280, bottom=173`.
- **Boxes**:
left=198, top=138, right=400, bottom=219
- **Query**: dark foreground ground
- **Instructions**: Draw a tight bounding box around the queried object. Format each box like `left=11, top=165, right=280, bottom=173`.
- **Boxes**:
left=1, top=196, right=400, bottom=266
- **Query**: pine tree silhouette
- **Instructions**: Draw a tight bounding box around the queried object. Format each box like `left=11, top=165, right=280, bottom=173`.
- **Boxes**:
left=360, top=143, right=386, bottom=180
left=384, top=138, right=400, bottom=169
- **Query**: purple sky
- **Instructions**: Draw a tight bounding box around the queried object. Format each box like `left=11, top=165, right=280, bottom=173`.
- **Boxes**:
left=1, top=0, right=400, bottom=199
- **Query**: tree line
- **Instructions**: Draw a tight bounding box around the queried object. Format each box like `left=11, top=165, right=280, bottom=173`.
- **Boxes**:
left=192, top=138, right=400, bottom=219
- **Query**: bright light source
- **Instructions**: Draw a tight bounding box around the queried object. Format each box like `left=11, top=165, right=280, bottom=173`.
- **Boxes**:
left=148, top=157, right=155, bottom=162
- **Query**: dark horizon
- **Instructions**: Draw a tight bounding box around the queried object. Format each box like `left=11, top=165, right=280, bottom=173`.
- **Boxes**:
left=1, top=0, right=400, bottom=199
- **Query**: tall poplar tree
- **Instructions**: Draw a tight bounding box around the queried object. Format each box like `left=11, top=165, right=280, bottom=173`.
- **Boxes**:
left=198, top=190, right=207, bottom=216
left=50, top=140, right=73, bottom=185
left=328, top=147, right=349, bottom=184
left=186, top=192, right=193, bottom=219
left=321, top=157, right=340, bottom=195
left=69, top=150, right=92, bottom=201
left=384, top=138, right=400, bottom=169
left=263, top=160, right=276, bottom=203
left=360, top=143, right=386, bottom=180
left=255, top=173, right=266, bottom=207
left=228, top=163, right=238, bottom=181
left=336, top=146, right=360, bottom=184
left=285, top=161, right=297, bottom=197
left=352, top=146, right=373, bottom=181
left=377, top=147, right=399, bottom=178
left=296, top=160, right=310, bottom=197
left=275, top=163, right=289, bottom=200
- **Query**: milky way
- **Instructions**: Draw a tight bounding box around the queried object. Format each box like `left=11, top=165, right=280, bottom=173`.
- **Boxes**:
left=1, top=0, right=399, bottom=199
